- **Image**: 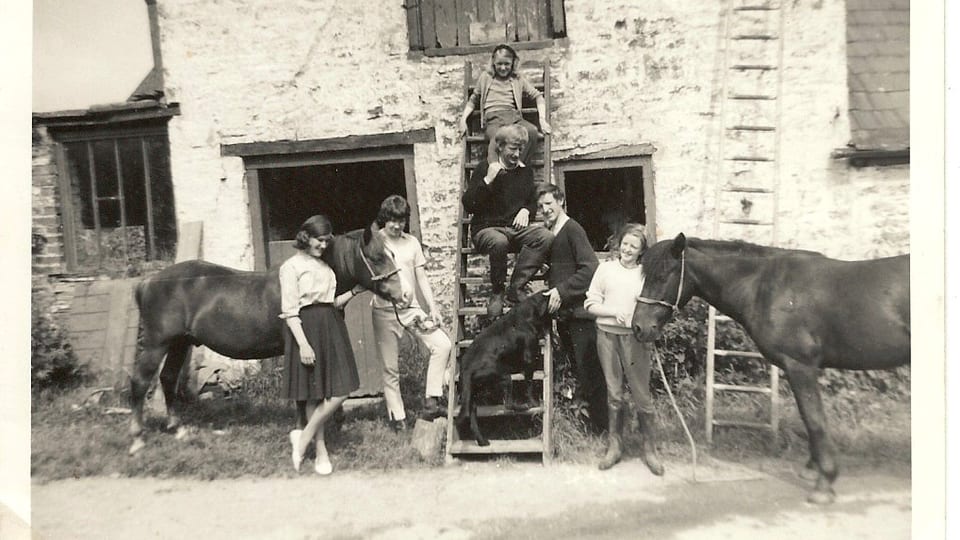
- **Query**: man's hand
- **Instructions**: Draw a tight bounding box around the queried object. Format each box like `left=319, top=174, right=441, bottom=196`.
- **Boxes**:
left=544, top=288, right=562, bottom=314
left=512, top=208, right=530, bottom=229
left=458, top=118, right=469, bottom=139
left=484, top=161, right=503, bottom=184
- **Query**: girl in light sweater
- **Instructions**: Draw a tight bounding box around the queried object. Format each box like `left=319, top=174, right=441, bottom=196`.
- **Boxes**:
left=584, top=223, right=664, bottom=475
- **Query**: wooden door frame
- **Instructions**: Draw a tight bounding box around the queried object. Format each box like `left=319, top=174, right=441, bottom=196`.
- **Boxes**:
left=554, top=154, right=658, bottom=249
left=225, top=128, right=434, bottom=270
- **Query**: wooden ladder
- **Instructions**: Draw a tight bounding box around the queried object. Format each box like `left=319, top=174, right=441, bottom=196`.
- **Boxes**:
left=705, top=2, right=786, bottom=445
left=445, top=60, right=555, bottom=465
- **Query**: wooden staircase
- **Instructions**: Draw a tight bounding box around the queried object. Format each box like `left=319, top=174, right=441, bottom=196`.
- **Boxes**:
left=444, top=60, right=555, bottom=464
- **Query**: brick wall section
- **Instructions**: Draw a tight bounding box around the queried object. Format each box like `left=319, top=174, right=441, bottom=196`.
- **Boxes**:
left=32, top=125, right=66, bottom=275
left=154, top=0, right=910, bottom=325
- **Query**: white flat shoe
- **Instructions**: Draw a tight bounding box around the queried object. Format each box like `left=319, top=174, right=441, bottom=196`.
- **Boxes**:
left=289, top=430, right=303, bottom=472
left=314, top=454, right=333, bottom=476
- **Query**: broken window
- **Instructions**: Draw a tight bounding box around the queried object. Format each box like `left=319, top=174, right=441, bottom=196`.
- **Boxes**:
left=405, top=0, right=566, bottom=54
left=59, top=133, right=177, bottom=274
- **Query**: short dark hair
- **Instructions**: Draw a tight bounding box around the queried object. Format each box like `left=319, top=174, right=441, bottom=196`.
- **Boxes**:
left=536, top=183, right=565, bottom=204
left=293, top=214, right=333, bottom=250
left=376, top=195, right=411, bottom=228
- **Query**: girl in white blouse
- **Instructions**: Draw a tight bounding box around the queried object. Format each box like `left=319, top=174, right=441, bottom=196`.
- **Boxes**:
left=584, top=223, right=664, bottom=476
left=279, top=215, right=361, bottom=476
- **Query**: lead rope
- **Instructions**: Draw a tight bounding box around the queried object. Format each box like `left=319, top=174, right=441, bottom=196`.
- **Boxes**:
left=654, top=346, right=698, bottom=482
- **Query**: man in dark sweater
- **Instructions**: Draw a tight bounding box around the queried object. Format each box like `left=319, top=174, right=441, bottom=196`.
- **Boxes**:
left=462, top=124, right=553, bottom=316
left=537, top=184, right=608, bottom=433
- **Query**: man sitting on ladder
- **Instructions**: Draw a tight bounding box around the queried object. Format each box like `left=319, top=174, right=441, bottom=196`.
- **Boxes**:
left=462, top=124, right=553, bottom=317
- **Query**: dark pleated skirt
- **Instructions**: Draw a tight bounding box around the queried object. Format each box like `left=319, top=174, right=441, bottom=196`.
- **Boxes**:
left=282, top=303, right=359, bottom=401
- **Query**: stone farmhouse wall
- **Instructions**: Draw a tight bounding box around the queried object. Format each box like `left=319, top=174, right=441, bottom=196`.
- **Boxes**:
left=152, top=0, right=909, bottom=321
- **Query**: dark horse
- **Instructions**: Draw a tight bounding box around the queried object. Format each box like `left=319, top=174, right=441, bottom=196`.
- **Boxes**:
left=129, top=223, right=408, bottom=454
left=631, top=234, right=909, bottom=504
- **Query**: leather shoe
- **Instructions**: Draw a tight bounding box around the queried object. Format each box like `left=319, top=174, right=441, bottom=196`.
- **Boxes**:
left=487, top=292, right=505, bottom=317
left=420, top=397, right=446, bottom=420
left=389, top=418, right=409, bottom=432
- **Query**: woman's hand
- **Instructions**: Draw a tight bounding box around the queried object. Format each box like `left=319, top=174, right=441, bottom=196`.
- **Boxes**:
left=299, top=344, right=316, bottom=366
left=616, top=310, right=634, bottom=326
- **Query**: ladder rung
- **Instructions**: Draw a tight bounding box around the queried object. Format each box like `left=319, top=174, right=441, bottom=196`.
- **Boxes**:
left=714, top=350, right=764, bottom=358
left=458, top=247, right=475, bottom=254
left=712, top=420, right=774, bottom=430
left=727, top=125, right=776, bottom=131
left=447, top=438, right=544, bottom=455
left=465, top=159, right=545, bottom=169
left=720, top=219, right=773, bottom=226
left=95, top=196, right=122, bottom=201
left=732, top=34, right=777, bottom=40
left=722, top=186, right=774, bottom=193
left=458, top=306, right=490, bottom=316
left=465, top=134, right=544, bottom=143
left=730, top=64, right=777, bottom=71
left=714, top=314, right=733, bottom=322
left=713, top=383, right=771, bottom=394
left=734, top=5, right=779, bottom=11
left=726, top=156, right=774, bottom=162
left=452, top=404, right=544, bottom=417
left=728, top=94, right=777, bottom=100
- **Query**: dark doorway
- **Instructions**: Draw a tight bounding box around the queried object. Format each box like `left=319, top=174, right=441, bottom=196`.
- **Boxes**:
left=562, top=166, right=646, bottom=251
left=260, top=160, right=408, bottom=244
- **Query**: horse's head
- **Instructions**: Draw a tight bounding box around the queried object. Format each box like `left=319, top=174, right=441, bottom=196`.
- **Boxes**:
left=632, top=233, right=691, bottom=342
left=357, top=222, right=411, bottom=306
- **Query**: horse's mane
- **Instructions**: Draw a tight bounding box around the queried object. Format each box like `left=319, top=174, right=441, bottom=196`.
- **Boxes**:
left=687, top=238, right=824, bottom=258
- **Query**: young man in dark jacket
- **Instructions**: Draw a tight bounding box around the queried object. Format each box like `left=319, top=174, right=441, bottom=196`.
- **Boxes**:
left=537, top=184, right=607, bottom=433
left=462, top=124, right=553, bottom=316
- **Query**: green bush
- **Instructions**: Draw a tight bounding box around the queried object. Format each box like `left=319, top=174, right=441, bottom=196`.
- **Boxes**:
left=31, top=295, right=88, bottom=390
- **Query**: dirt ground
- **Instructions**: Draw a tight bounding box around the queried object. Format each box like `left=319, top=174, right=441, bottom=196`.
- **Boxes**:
left=28, top=456, right=910, bottom=539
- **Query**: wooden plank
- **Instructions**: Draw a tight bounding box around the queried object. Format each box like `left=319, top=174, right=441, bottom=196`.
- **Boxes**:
left=54, top=143, right=78, bottom=271
left=508, top=0, right=522, bottom=41
left=221, top=128, right=436, bottom=157
left=246, top=169, right=266, bottom=271
left=537, top=0, right=550, bottom=39
left=448, top=438, right=544, bottom=454
left=174, top=221, right=203, bottom=262
left=103, top=279, right=137, bottom=383
left=478, top=0, right=494, bottom=22
left=421, top=0, right=437, bottom=49
left=404, top=0, right=423, bottom=49
left=435, top=0, right=458, bottom=48
left=517, top=0, right=537, bottom=41
left=549, top=0, right=565, bottom=34
left=457, top=0, right=475, bottom=47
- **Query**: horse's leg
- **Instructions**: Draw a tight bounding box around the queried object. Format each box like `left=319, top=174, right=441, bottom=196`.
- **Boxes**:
left=129, top=344, right=168, bottom=454
left=781, top=358, right=838, bottom=504
left=158, top=339, right=191, bottom=439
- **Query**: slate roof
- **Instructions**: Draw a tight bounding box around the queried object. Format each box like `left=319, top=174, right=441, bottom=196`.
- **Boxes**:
left=844, top=0, right=909, bottom=152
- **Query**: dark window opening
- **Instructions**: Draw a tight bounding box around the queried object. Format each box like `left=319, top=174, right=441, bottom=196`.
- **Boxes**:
left=563, top=166, right=646, bottom=251
left=61, top=134, right=177, bottom=273
left=259, top=160, right=409, bottom=266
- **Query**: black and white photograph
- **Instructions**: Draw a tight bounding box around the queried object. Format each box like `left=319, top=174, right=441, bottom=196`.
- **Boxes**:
left=3, top=0, right=951, bottom=538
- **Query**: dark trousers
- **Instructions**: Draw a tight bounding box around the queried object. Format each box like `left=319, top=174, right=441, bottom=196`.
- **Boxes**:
left=558, top=317, right=608, bottom=433
left=472, top=224, right=552, bottom=292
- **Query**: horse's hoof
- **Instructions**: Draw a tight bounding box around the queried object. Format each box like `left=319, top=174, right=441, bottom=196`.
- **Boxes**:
left=807, top=490, right=836, bottom=505
left=174, top=426, right=190, bottom=440
left=129, top=438, right=146, bottom=455
left=799, top=467, right=820, bottom=481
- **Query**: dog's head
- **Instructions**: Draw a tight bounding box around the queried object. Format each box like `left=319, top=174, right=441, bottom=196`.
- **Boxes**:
left=515, top=292, right=551, bottom=323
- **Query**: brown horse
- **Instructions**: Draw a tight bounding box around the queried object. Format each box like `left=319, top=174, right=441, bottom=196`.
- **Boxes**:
left=129, top=223, right=408, bottom=454
left=631, top=233, right=909, bottom=504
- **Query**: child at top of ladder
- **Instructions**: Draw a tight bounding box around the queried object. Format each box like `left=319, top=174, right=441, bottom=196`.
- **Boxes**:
left=457, top=44, right=552, bottom=166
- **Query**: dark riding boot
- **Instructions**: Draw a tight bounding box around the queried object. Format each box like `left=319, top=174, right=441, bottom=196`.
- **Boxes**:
left=420, top=396, right=446, bottom=420
left=506, top=247, right=544, bottom=303
left=598, top=406, right=624, bottom=471
left=487, top=290, right=505, bottom=317
left=638, top=410, right=665, bottom=476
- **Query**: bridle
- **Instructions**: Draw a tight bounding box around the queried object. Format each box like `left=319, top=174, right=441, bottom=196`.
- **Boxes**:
left=636, top=251, right=686, bottom=317
left=358, top=243, right=401, bottom=283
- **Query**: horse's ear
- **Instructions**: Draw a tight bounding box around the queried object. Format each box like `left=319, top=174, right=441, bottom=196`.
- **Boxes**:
left=364, top=222, right=378, bottom=245
left=671, top=233, right=687, bottom=258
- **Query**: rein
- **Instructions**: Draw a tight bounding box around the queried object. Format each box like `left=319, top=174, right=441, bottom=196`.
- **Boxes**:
left=636, top=251, right=686, bottom=316
left=357, top=242, right=401, bottom=283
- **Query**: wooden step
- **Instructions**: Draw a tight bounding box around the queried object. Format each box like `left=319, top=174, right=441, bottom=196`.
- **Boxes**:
left=451, top=404, right=544, bottom=417
left=454, top=369, right=546, bottom=381
left=465, top=133, right=544, bottom=143
left=713, top=383, right=772, bottom=394
left=465, top=159, right=545, bottom=170
left=713, top=349, right=764, bottom=359
left=447, top=438, right=544, bottom=454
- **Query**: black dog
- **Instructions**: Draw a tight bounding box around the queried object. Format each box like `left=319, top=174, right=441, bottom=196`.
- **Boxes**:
left=456, top=293, right=552, bottom=446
